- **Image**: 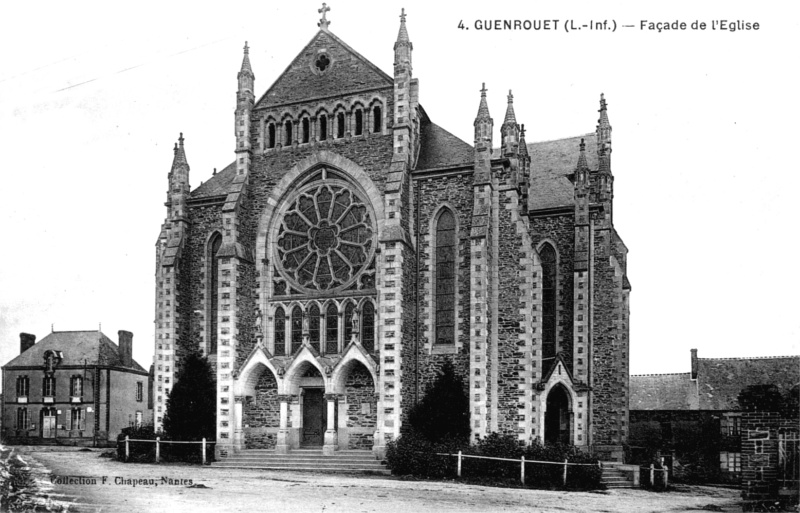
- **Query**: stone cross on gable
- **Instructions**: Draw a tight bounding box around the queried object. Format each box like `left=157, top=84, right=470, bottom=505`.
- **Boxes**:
left=318, top=3, right=331, bottom=29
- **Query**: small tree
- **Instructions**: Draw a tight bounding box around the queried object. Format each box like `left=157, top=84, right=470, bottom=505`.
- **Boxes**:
left=408, top=360, right=470, bottom=443
left=162, top=352, right=216, bottom=441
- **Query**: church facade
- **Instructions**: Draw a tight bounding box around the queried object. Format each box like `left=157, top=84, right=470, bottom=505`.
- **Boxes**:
left=153, top=8, right=631, bottom=460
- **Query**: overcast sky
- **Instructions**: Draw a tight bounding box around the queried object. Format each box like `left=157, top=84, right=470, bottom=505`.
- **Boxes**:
left=1, top=1, right=797, bottom=378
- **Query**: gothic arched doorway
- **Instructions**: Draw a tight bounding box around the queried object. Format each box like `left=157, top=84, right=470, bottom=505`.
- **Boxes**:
left=544, top=385, right=571, bottom=445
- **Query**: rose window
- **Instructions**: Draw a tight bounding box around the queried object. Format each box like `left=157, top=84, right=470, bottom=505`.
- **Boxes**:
left=275, top=182, right=375, bottom=292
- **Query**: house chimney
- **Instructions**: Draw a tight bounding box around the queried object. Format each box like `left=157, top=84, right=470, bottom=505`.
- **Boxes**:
left=118, top=330, right=133, bottom=367
left=20, top=333, right=36, bottom=354
left=690, top=348, right=698, bottom=379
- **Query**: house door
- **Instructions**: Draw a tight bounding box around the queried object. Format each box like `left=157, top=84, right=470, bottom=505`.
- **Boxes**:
left=301, top=388, right=326, bottom=446
left=42, top=410, right=56, bottom=438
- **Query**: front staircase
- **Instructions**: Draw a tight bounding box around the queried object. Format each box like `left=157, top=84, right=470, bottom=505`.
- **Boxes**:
left=600, top=462, right=636, bottom=489
left=212, top=448, right=390, bottom=475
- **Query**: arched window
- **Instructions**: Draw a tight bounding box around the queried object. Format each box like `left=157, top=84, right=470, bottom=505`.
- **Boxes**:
left=373, top=106, right=382, bottom=133
left=285, top=120, right=293, bottom=146
left=344, top=302, right=354, bottom=344
left=540, top=243, right=557, bottom=363
left=361, top=302, right=375, bottom=352
left=435, top=209, right=456, bottom=345
left=267, top=123, right=276, bottom=149
left=319, top=115, right=328, bottom=141
left=325, top=303, right=338, bottom=355
left=291, top=306, right=303, bottom=353
left=274, top=307, right=286, bottom=356
left=208, top=233, right=222, bottom=355
left=302, top=118, right=310, bottom=143
left=354, top=109, right=363, bottom=136
left=309, top=304, right=320, bottom=352
left=336, top=112, right=345, bottom=138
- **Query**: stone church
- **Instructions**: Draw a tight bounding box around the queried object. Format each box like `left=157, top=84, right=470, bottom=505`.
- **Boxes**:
left=153, top=7, right=631, bottom=460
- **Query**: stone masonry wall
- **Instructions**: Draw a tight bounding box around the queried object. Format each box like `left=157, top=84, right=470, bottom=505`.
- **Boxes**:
left=529, top=214, right=575, bottom=372
left=243, top=369, right=280, bottom=449
left=345, top=365, right=377, bottom=450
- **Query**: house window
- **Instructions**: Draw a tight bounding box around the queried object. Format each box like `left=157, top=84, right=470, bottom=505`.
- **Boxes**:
left=16, top=408, right=28, bottom=430
left=361, top=301, right=375, bottom=352
left=209, top=232, right=222, bottom=355
left=16, top=376, right=29, bottom=398
left=540, top=243, right=557, bottom=362
left=434, top=209, right=456, bottom=345
left=136, top=382, right=143, bottom=402
left=319, top=115, right=328, bottom=141
left=291, top=306, right=303, bottom=353
left=309, top=304, right=321, bottom=352
left=274, top=307, right=286, bottom=355
left=373, top=106, right=382, bottom=133
left=325, top=303, right=338, bottom=355
left=336, top=112, right=345, bottom=138
left=70, top=408, right=85, bottom=430
left=720, top=452, right=741, bottom=472
left=135, top=411, right=143, bottom=428
left=70, top=376, right=83, bottom=397
left=344, top=302, right=354, bottom=344
left=302, top=118, right=310, bottom=143
left=43, top=376, right=56, bottom=397
left=267, top=123, right=276, bottom=148
left=722, top=414, right=741, bottom=436
left=354, top=109, right=363, bottom=136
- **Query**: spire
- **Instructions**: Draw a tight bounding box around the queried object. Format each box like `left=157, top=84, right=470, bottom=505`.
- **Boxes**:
left=318, top=3, right=331, bottom=30
left=503, top=90, right=517, bottom=126
left=473, top=83, right=493, bottom=148
left=172, top=132, right=187, bottom=168
left=395, top=8, right=410, bottom=47
left=239, top=41, right=253, bottom=77
left=576, top=138, right=589, bottom=172
left=519, top=124, right=529, bottom=157
left=596, top=92, right=611, bottom=156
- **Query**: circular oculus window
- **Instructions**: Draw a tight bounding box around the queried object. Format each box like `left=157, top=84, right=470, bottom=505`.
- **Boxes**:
left=274, top=179, right=375, bottom=293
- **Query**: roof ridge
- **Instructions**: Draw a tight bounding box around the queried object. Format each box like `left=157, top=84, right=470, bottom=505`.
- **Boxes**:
left=699, top=355, right=800, bottom=361
left=528, top=132, right=595, bottom=146
left=631, top=372, right=692, bottom=377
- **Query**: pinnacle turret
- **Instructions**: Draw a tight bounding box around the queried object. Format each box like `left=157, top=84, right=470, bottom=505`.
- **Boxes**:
left=473, top=83, right=493, bottom=149
left=503, top=90, right=518, bottom=126
left=172, top=132, right=187, bottom=169
left=519, top=124, right=529, bottom=157
left=501, top=90, right=520, bottom=157
left=239, top=41, right=253, bottom=77
left=394, top=8, right=412, bottom=72
left=596, top=93, right=611, bottom=157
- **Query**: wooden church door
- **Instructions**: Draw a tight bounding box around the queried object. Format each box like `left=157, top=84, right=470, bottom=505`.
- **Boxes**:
left=302, top=388, right=326, bottom=446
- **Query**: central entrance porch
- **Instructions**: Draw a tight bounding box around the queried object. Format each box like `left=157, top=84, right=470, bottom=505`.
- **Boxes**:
left=301, top=388, right=327, bottom=446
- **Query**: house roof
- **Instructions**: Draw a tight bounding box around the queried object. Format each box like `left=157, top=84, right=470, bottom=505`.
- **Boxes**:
left=3, top=331, right=147, bottom=372
left=630, top=373, right=697, bottom=410
left=191, top=161, right=236, bottom=199
left=696, top=356, right=800, bottom=410
left=630, top=354, right=800, bottom=411
left=415, top=121, right=474, bottom=171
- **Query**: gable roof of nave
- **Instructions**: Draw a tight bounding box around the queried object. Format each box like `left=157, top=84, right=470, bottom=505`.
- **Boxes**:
left=255, top=29, right=393, bottom=111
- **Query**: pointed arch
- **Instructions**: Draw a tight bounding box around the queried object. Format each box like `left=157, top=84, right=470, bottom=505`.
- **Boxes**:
left=235, top=345, right=281, bottom=397
left=538, top=241, right=558, bottom=365
left=433, top=207, right=457, bottom=346
left=330, top=345, right=378, bottom=395
left=207, top=231, right=223, bottom=355
left=281, top=348, right=327, bottom=395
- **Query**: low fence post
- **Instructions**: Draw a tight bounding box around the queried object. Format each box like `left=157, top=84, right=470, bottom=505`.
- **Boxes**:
left=457, top=450, right=462, bottom=478
left=649, top=464, right=654, bottom=486
left=563, top=459, right=568, bottom=486
left=155, top=437, right=160, bottom=463
left=125, top=436, right=129, bottom=461
left=202, top=438, right=207, bottom=465
left=520, top=456, right=525, bottom=486
left=662, top=467, right=668, bottom=488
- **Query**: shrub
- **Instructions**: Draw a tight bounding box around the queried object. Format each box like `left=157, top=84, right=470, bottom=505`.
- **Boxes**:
left=163, top=352, right=216, bottom=443
left=407, top=361, right=470, bottom=444
left=385, top=431, right=455, bottom=478
left=116, top=424, right=157, bottom=463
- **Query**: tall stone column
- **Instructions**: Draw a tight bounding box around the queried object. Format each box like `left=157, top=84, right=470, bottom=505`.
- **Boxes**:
left=233, top=395, right=244, bottom=452
left=323, top=393, right=338, bottom=455
left=276, top=395, right=290, bottom=454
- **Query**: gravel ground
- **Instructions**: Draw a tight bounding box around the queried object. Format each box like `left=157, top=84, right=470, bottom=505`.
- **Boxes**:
left=13, top=447, right=741, bottom=513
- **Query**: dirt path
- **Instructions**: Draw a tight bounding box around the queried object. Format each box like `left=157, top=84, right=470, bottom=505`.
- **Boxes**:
left=15, top=447, right=741, bottom=513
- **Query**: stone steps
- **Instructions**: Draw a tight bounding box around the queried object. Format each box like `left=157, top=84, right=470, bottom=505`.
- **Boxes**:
left=212, top=449, right=390, bottom=475
left=600, top=462, right=636, bottom=489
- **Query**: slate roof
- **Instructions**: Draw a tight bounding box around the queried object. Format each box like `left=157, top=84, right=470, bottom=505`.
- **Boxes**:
left=415, top=121, right=474, bottom=170
left=630, top=373, right=697, bottom=410
left=630, top=354, right=800, bottom=411
left=191, top=161, right=236, bottom=199
left=696, top=356, right=800, bottom=410
left=3, top=331, right=147, bottom=372
left=527, top=133, right=598, bottom=211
